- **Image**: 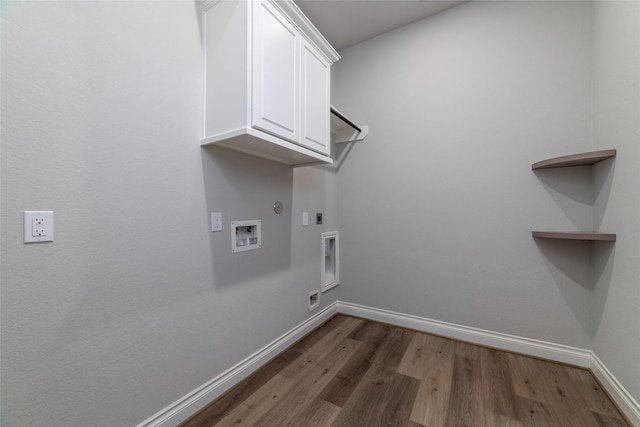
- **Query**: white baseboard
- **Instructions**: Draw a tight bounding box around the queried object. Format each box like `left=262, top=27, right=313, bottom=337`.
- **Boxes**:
left=337, top=301, right=592, bottom=367
left=136, top=301, right=338, bottom=427
left=590, top=353, right=640, bottom=425
left=137, top=300, right=638, bottom=427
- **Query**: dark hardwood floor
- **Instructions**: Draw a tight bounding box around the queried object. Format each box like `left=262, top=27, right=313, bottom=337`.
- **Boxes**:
left=180, top=315, right=629, bottom=427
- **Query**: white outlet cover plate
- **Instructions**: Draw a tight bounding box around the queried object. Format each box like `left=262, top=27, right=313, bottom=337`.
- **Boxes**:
left=211, top=212, right=222, bottom=232
left=308, top=289, right=320, bottom=311
left=24, top=211, right=54, bottom=243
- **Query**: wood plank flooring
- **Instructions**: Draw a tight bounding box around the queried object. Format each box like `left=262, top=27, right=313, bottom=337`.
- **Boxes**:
left=180, top=315, right=629, bottom=427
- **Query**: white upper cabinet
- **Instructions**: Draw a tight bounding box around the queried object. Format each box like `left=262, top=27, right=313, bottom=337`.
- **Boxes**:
left=201, top=0, right=339, bottom=165
left=301, top=39, right=331, bottom=155
left=252, top=0, right=300, bottom=143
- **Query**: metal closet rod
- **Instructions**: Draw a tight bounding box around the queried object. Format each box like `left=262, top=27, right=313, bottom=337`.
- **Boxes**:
left=330, top=107, right=362, bottom=133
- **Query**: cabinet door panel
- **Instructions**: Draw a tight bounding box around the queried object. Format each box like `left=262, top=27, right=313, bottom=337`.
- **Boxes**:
left=301, top=41, right=331, bottom=155
left=252, top=1, right=299, bottom=143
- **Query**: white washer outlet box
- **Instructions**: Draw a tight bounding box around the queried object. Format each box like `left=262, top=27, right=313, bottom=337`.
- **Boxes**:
left=231, top=220, right=261, bottom=253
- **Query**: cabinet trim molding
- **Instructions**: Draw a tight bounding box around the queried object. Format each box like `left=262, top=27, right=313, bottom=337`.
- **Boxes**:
left=272, top=0, right=340, bottom=63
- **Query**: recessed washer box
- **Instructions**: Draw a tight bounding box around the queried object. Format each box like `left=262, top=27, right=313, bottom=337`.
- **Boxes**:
left=321, top=231, right=339, bottom=292
left=231, top=220, right=261, bottom=253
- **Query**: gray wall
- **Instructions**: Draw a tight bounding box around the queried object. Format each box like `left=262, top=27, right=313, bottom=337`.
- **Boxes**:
left=333, top=0, right=638, bottom=405
left=591, top=1, right=640, bottom=402
left=334, top=1, right=595, bottom=348
left=0, top=2, right=337, bottom=425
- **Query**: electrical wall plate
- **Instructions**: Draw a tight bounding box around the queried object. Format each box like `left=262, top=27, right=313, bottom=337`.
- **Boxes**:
left=24, top=211, right=54, bottom=243
left=211, top=212, right=223, bottom=232
left=231, top=220, right=261, bottom=253
left=273, top=201, right=283, bottom=214
left=308, top=289, right=320, bottom=311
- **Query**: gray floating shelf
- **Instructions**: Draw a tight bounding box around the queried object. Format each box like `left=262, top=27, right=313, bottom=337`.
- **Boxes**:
left=532, top=149, right=616, bottom=170
left=532, top=231, right=616, bottom=241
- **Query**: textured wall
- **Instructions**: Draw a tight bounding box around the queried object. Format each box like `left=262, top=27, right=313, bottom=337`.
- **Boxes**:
left=0, top=2, right=338, bottom=425
left=333, top=1, right=596, bottom=348
left=591, top=0, right=640, bottom=405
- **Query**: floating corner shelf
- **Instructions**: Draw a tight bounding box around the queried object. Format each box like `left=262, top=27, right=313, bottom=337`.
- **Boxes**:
left=532, top=231, right=616, bottom=241
left=531, top=149, right=618, bottom=244
left=531, top=149, right=616, bottom=170
left=330, top=106, right=368, bottom=144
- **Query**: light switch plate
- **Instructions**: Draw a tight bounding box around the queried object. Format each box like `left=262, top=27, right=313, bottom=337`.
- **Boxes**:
left=211, top=212, right=222, bottom=232
left=24, top=211, right=54, bottom=243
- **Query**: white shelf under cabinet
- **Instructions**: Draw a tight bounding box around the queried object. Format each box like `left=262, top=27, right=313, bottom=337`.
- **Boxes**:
left=201, top=127, right=332, bottom=166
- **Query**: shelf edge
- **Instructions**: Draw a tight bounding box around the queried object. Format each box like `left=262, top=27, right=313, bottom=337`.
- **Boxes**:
left=532, top=149, right=616, bottom=170
left=532, top=231, right=617, bottom=241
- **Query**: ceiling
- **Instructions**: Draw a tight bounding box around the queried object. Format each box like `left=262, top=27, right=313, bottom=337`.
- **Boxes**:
left=294, top=0, right=468, bottom=51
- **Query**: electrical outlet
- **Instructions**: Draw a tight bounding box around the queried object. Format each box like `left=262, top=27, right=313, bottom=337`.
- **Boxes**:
left=24, top=211, right=54, bottom=243
left=316, top=213, right=323, bottom=225
left=308, top=289, right=320, bottom=311
left=33, top=216, right=46, bottom=236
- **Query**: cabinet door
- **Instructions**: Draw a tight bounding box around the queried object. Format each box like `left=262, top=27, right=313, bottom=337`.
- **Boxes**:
left=252, top=0, right=300, bottom=143
left=300, top=40, right=331, bottom=155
